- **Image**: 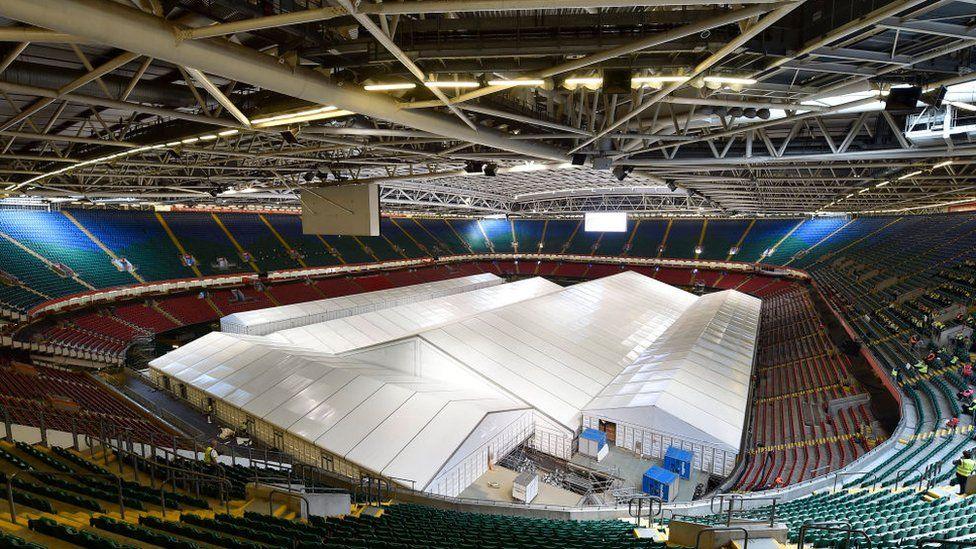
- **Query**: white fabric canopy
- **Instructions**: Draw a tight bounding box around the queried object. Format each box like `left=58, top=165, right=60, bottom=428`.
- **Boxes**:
left=220, top=273, right=502, bottom=335
left=152, top=271, right=761, bottom=493
left=418, top=271, right=699, bottom=430
left=150, top=331, right=527, bottom=489
left=268, top=277, right=561, bottom=353
left=584, top=290, right=761, bottom=451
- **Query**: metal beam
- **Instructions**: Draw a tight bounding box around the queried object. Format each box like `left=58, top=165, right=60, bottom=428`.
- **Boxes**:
left=175, top=7, right=346, bottom=40
left=401, top=3, right=783, bottom=109
left=184, top=67, right=251, bottom=126
left=357, top=0, right=783, bottom=15
left=571, top=2, right=802, bottom=153
left=0, top=0, right=567, bottom=161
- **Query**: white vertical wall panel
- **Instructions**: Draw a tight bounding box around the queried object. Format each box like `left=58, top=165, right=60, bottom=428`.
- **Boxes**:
left=220, top=273, right=502, bottom=335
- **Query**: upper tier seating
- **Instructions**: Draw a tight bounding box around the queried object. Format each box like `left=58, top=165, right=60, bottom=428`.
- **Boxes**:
left=735, top=287, right=879, bottom=490
left=15, top=209, right=973, bottom=316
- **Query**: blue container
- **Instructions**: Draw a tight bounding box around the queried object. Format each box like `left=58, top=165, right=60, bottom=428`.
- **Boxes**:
left=664, top=446, right=693, bottom=479
left=642, top=466, right=678, bottom=501
left=580, top=428, right=607, bottom=449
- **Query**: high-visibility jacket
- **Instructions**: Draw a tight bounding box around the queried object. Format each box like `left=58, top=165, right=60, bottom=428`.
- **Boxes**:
left=204, top=446, right=217, bottom=464
left=957, top=458, right=976, bottom=477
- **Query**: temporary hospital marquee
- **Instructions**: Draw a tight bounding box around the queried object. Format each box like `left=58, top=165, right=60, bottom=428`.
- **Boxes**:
left=268, top=277, right=562, bottom=354
left=151, top=271, right=761, bottom=495
left=220, top=273, right=502, bottom=335
left=149, top=331, right=530, bottom=495
left=584, top=290, right=761, bottom=452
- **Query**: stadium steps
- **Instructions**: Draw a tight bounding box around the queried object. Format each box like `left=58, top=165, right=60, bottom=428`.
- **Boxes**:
left=62, top=210, right=145, bottom=285
left=258, top=214, right=308, bottom=267
left=782, top=218, right=854, bottom=267
left=210, top=213, right=261, bottom=273
left=154, top=212, right=203, bottom=278
left=0, top=230, right=95, bottom=292
left=726, top=219, right=755, bottom=261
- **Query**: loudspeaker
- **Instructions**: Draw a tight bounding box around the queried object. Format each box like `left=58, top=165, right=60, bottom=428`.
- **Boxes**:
left=922, top=85, right=947, bottom=108
left=571, top=153, right=587, bottom=166
left=603, top=69, right=632, bottom=95
left=885, top=87, right=923, bottom=115
left=591, top=156, right=612, bottom=170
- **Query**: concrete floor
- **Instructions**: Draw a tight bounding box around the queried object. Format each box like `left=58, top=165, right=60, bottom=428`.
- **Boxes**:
left=570, top=445, right=711, bottom=503
left=460, top=466, right=583, bottom=507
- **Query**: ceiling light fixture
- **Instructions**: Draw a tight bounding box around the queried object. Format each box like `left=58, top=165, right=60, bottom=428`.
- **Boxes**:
left=875, top=181, right=889, bottom=188
left=933, top=160, right=953, bottom=169
left=423, top=80, right=480, bottom=89
left=632, top=76, right=688, bottom=84
left=563, top=77, right=603, bottom=91
left=251, top=105, right=352, bottom=127
left=703, top=76, right=757, bottom=85
left=487, top=79, right=545, bottom=87
left=363, top=82, right=417, bottom=91
left=897, top=170, right=922, bottom=180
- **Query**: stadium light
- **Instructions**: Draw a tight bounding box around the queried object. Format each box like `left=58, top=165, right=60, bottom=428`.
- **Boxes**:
left=363, top=82, right=417, bottom=91
left=703, top=76, right=757, bottom=85
left=875, top=181, right=889, bottom=188
left=933, top=160, right=953, bottom=169
left=424, top=80, right=480, bottom=89
left=897, top=170, right=922, bottom=180
left=487, top=79, right=545, bottom=87
left=251, top=106, right=352, bottom=127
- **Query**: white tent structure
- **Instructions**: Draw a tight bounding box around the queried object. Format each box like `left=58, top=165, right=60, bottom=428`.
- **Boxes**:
left=583, top=290, right=761, bottom=475
left=150, top=270, right=761, bottom=495
left=268, top=277, right=561, bottom=353
left=220, top=273, right=502, bottom=335
left=149, top=331, right=531, bottom=497
left=419, top=271, right=699, bottom=458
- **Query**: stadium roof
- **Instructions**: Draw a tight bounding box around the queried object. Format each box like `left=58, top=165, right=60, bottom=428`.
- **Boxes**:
left=2, top=0, right=976, bottom=215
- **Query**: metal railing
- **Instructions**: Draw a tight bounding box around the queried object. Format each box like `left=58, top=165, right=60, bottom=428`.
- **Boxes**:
left=709, top=494, right=779, bottom=526
left=6, top=470, right=126, bottom=524
left=796, top=522, right=872, bottom=549
left=695, top=526, right=749, bottom=549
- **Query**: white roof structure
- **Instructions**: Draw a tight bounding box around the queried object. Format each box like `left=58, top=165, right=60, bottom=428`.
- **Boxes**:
left=268, top=277, right=562, bottom=353
left=150, top=331, right=528, bottom=489
left=220, top=273, right=502, bottom=335
left=585, top=290, right=761, bottom=451
left=419, top=271, right=699, bottom=431
left=152, top=271, right=761, bottom=493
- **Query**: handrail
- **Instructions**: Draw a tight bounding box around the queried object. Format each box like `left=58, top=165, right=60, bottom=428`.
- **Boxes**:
left=695, top=526, right=749, bottom=549
left=6, top=470, right=126, bottom=524
left=833, top=471, right=875, bottom=492
left=710, top=494, right=778, bottom=527
left=628, top=495, right=663, bottom=527
left=269, top=488, right=310, bottom=520
left=797, top=521, right=872, bottom=549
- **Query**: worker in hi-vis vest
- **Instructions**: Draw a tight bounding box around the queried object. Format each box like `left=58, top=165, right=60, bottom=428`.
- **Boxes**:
left=203, top=440, right=219, bottom=469
left=952, top=450, right=976, bottom=495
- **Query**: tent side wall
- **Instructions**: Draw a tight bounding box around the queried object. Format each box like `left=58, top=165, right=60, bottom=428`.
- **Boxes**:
left=148, top=367, right=364, bottom=479
left=529, top=413, right=575, bottom=460
left=581, top=413, right=737, bottom=476
left=425, top=409, right=534, bottom=498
